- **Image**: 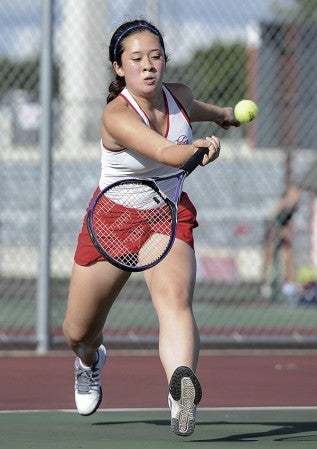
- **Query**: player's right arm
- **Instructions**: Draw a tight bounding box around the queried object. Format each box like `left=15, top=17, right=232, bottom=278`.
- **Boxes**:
left=101, top=96, right=217, bottom=167
left=165, top=82, right=239, bottom=129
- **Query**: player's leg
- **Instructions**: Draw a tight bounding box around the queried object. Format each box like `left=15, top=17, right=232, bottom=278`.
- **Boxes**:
left=64, top=261, right=130, bottom=363
left=144, top=238, right=199, bottom=379
left=261, top=221, right=275, bottom=297
left=280, top=224, right=300, bottom=301
left=143, top=238, right=201, bottom=435
left=63, top=261, right=130, bottom=415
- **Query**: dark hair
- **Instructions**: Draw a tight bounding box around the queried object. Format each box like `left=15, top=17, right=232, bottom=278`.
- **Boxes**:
left=107, top=19, right=168, bottom=103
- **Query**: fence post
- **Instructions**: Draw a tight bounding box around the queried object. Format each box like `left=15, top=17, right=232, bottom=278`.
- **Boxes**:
left=36, top=0, right=54, bottom=354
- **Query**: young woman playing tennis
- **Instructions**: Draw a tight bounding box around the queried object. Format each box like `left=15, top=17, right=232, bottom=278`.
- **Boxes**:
left=63, top=18, right=239, bottom=436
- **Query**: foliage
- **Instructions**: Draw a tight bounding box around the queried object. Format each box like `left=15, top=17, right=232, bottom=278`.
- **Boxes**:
left=272, top=0, right=317, bottom=23
left=0, top=56, right=59, bottom=100
left=166, top=42, right=247, bottom=106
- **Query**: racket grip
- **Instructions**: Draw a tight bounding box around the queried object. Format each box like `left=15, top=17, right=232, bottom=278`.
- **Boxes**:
left=181, top=147, right=209, bottom=175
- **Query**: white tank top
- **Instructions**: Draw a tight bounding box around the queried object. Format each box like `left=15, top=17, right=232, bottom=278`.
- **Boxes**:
left=99, top=85, right=192, bottom=200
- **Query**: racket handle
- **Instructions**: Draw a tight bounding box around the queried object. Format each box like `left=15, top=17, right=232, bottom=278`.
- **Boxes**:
left=181, top=147, right=209, bottom=175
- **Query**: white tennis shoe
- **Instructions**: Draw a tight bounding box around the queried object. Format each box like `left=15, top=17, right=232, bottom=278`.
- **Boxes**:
left=74, top=344, right=107, bottom=416
left=168, top=366, right=202, bottom=436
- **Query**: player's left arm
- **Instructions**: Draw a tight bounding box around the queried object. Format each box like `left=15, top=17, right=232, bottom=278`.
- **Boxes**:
left=190, top=100, right=240, bottom=129
left=166, top=82, right=240, bottom=129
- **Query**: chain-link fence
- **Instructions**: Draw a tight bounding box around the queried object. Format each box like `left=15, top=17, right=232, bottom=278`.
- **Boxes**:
left=1, top=0, right=317, bottom=351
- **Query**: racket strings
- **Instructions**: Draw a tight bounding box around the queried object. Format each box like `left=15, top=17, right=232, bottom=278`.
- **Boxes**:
left=91, top=182, right=174, bottom=269
left=105, top=182, right=166, bottom=209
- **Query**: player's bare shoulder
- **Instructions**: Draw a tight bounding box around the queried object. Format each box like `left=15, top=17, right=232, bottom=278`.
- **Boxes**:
left=101, top=94, right=150, bottom=150
left=102, top=97, right=121, bottom=134
left=102, top=94, right=127, bottom=118
left=101, top=96, right=132, bottom=148
left=164, top=82, right=194, bottom=112
left=102, top=95, right=139, bottom=133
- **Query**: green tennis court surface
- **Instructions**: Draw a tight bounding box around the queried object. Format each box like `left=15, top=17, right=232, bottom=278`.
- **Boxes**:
left=1, top=408, right=316, bottom=449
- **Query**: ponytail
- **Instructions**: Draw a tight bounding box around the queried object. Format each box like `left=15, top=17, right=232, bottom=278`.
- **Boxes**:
left=107, top=75, right=125, bottom=103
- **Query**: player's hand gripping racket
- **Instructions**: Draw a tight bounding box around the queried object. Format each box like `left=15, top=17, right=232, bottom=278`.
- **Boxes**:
left=87, top=147, right=208, bottom=271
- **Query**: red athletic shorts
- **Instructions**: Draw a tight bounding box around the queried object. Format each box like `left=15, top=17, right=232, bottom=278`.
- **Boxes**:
left=74, top=188, right=198, bottom=266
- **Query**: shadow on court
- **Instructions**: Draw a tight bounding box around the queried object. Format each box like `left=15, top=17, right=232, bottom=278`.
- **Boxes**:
left=191, top=421, right=317, bottom=443
left=1, top=409, right=317, bottom=449
left=94, top=418, right=317, bottom=443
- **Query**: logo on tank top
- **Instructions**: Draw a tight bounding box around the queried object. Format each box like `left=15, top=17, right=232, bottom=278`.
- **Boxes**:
left=176, top=135, right=189, bottom=145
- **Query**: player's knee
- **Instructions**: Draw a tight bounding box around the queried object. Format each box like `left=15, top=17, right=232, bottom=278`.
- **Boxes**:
left=157, top=293, right=193, bottom=317
left=63, top=319, right=86, bottom=348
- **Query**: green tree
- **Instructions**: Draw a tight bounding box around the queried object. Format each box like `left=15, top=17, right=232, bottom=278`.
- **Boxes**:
left=272, top=0, right=317, bottom=23
left=166, top=42, right=247, bottom=106
left=0, top=56, right=59, bottom=99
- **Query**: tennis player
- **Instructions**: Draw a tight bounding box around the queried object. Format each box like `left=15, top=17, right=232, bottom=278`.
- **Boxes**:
left=63, top=18, right=239, bottom=436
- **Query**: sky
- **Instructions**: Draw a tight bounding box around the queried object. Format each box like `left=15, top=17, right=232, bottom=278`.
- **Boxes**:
left=0, top=0, right=289, bottom=62
left=0, top=0, right=42, bottom=59
left=106, top=0, right=279, bottom=63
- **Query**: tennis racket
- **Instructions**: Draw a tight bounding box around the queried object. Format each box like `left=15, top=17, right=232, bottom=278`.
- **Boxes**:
left=87, top=147, right=208, bottom=271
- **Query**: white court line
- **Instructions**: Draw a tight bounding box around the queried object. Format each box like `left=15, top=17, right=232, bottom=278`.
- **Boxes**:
left=1, top=406, right=317, bottom=414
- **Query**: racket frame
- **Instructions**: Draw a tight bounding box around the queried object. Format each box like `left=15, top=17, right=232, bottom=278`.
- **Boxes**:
left=87, top=147, right=208, bottom=271
left=87, top=178, right=177, bottom=271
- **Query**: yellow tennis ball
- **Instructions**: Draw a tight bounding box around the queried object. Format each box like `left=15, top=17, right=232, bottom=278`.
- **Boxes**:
left=234, top=99, right=258, bottom=123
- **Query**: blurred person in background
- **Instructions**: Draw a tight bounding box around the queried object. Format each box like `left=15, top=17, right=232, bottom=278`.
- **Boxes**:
left=261, top=183, right=301, bottom=300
